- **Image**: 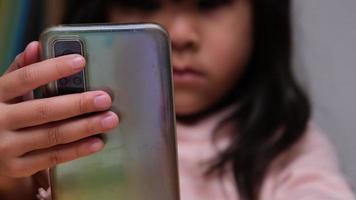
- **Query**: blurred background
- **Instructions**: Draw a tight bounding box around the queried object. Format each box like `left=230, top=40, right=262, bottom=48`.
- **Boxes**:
left=1, top=0, right=355, bottom=188
left=293, top=0, right=356, bottom=188
left=0, top=0, right=62, bottom=72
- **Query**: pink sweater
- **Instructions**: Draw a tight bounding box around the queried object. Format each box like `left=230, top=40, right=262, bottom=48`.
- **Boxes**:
left=37, top=106, right=355, bottom=200
left=176, top=106, right=355, bottom=200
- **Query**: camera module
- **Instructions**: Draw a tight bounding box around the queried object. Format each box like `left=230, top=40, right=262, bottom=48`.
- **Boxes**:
left=53, top=39, right=86, bottom=95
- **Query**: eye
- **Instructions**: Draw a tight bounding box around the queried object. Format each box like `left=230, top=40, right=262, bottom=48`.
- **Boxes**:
left=197, top=0, right=233, bottom=11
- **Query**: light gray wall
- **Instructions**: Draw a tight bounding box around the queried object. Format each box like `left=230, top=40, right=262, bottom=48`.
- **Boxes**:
left=293, top=0, right=356, bottom=185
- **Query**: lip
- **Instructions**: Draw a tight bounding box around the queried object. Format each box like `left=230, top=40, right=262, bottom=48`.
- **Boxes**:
left=172, top=65, right=204, bottom=84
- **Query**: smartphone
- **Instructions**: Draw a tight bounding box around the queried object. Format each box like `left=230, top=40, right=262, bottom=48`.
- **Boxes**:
left=36, top=24, right=179, bottom=200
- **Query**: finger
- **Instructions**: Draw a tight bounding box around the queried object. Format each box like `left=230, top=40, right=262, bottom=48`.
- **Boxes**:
left=5, top=52, right=25, bottom=74
left=17, top=41, right=40, bottom=101
left=23, top=41, right=40, bottom=66
left=4, top=91, right=112, bottom=130
left=5, top=41, right=40, bottom=74
left=16, top=111, right=118, bottom=156
left=20, top=137, right=104, bottom=175
left=3, top=42, right=41, bottom=103
left=0, top=54, right=85, bottom=102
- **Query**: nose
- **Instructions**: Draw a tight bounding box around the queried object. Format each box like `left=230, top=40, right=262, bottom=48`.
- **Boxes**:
left=166, top=14, right=200, bottom=53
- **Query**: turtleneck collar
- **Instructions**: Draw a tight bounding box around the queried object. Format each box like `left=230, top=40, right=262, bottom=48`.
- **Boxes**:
left=176, top=103, right=238, bottom=143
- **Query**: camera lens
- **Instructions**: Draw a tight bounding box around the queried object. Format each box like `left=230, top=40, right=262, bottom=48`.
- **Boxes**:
left=58, top=77, right=69, bottom=86
left=73, top=76, right=83, bottom=86
left=54, top=40, right=82, bottom=57
left=62, top=49, right=74, bottom=56
left=53, top=40, right=86, bottom=95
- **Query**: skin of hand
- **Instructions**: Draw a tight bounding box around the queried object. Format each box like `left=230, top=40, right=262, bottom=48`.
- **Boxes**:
left=0, top=42, right=119, bottom=191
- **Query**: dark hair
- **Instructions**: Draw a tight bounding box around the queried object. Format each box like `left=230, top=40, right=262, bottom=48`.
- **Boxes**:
left=209, top=1, right=310, bottom=199
left=63, top=0, right=310, bottom=199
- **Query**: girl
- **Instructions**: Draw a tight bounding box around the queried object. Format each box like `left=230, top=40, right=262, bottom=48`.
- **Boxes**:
left=0, top=0, right=354, bottom=199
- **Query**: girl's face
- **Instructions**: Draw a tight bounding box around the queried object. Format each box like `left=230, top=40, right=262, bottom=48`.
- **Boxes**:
left=109, top=0, right=252, bottom=118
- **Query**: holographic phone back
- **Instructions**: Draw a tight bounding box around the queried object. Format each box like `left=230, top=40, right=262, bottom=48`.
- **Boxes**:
left=39, top=24, right=179, bottom=200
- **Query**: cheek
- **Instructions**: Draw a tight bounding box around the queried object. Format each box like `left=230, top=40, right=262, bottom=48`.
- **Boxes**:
left=175, top=20, right=252, bottom=116
left=204, top=28, right=252, bottom=91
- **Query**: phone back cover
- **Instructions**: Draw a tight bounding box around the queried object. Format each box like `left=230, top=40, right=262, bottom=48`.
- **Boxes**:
left=39, top=24, right=179, bottom=200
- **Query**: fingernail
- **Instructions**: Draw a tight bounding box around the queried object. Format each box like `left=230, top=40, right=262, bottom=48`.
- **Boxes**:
left=15, top=52, right=24, bottom=61
left=101, top=114, right=118, bottom=129
left=25, top=41, right=36, bottom=51
left=94, top=94, right=111, bottom=109
left=89, top=139, right=104, bottom=152
left=38, top=188, right=47, bottom=197
left=72, top=55, right=85, bottom=70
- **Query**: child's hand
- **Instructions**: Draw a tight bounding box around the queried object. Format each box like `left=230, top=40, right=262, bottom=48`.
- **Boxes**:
left=0, top=42, right=119, bottom=178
